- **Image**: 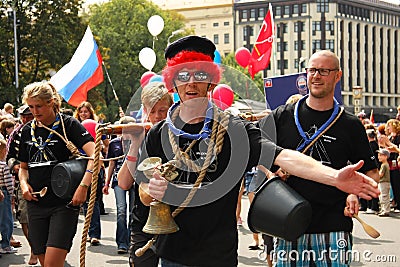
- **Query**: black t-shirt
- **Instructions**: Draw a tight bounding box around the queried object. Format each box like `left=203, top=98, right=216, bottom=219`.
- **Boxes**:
left=107, top=136, right=125, bottom=188
left=18, top=114, right=93, bottom=207
left=135, top=114, right=281, bottom=267
left=264, top=101, right=377, bottom=233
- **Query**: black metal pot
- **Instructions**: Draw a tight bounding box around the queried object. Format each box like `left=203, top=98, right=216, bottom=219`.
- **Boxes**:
left=247, top=176, right=312, bottom=241
left=51, top=159, right=88, bottom=199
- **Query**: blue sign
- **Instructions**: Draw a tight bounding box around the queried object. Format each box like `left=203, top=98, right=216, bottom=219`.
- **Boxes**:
left=264, top=73, right=343, bottom=110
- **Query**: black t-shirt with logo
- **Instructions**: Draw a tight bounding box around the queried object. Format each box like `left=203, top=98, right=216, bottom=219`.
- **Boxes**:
left=18, top=114, right=93, bottom=207
left=269, top=101, right=377, bottom=233
left=136, top=114, right=281, bottom=267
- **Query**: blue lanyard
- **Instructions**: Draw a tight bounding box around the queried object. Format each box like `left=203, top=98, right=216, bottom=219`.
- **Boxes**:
left=166, top=101, right=213, bottom=140
left=294, top=95, right=339, bottom=152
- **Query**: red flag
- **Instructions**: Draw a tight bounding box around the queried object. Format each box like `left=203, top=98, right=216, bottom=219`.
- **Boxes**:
left=248, top=3, right=274, bottom=78
left=370, top=109, right=374, bottom=124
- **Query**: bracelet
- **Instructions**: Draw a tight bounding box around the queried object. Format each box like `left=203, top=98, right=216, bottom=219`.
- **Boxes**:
left=86, top=169, right=94, bottom=174
left=126, top=155, right=138, bottom=162
left=79, top=182, right=89, bottom=188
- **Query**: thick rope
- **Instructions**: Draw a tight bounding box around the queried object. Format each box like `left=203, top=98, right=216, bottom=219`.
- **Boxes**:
left=79, top=125, right=103, bottom=267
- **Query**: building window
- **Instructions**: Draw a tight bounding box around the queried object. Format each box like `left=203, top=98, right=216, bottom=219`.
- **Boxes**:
left=301, top=4, right=307, bottom=14
left=293, top=4, right=299, bottom=15
left=326, top=40, right=334, bottom=50
left=317, top=0, right=329, bottom=13
left=326, top=21, right=334, bottom=32
left=294, top=21, right=305, bottom=32
left=242, top=10, right=248, bottom=20
left=250, top=8, right=256, bottom=19
left=278, top=59, right=288, bottom=69
left=275, top=6, right=282, bottom=16
left=284, top=5, right=290, bottom=16
left=259, top=8, right=265, bottom=19
left=224, top=33, right=229, bottom=44
left=213, top=22, right=219, bottom=27
left=243, top=26, right=254, bottom=41
left=277, top=23, right=288, bottom=37
left=312, top=40, right=322, bottom=51
left=294, top=40, right=305, bottom=51
left=277, top=42, right=288, bottom=52
left=214, top=34, right=219, bottom=44
left=312, top=21, right=321, bottom=31
left=224, top=21, right=229, bottom=26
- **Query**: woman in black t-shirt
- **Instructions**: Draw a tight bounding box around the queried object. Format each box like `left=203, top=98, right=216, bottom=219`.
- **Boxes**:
left=18, top=81, right=95, bottom=267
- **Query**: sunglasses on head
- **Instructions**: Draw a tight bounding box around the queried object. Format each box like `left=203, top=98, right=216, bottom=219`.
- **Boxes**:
left=176, top=71, right=210, bottom=82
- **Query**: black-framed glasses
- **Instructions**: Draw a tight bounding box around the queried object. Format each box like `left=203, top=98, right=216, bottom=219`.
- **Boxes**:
left=176, top=71, right=210, bottom=82
left=305, top=68, right=338, bottom=76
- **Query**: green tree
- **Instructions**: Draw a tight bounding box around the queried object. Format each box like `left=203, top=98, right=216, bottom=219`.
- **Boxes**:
left=87, top=0, right=188, bottom=122
left=0, top=0, right=85, bottom=106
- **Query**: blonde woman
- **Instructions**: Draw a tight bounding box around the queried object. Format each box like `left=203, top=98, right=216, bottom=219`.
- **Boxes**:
left=18, top=81, right=95, bottom=267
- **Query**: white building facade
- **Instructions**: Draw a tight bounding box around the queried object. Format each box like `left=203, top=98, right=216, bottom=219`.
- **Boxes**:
left=152, top=0, right=400, bottom=113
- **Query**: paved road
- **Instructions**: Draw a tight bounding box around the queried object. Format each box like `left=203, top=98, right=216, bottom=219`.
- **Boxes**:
left=2, top=191, right=400, bottom=266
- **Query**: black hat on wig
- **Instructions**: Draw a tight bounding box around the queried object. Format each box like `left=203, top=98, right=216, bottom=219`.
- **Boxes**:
left=165, top=35, right=216, bottom=60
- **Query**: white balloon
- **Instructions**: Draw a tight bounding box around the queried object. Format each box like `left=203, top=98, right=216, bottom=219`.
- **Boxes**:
left=139, top=47, right=156, bottom=71
left=147, top=15, right=164, bottom=37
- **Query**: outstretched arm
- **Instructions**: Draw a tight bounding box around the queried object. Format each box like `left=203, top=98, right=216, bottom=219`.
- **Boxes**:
left=272, top=149, right=379, bottom=199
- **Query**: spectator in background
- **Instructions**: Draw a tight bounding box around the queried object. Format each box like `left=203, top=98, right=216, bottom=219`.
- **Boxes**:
left=377, top=148, right=391, bottom=217
left=0, top=119, right=16, bottom=141
left=103, top=116, right=136, bottom=254
left=74, top=101, right=109, bottom=215
left=385, top=119, right=400, bottom=212
left=6, top=105, right=36, bottom=264
left=0, top=139, right=17, bottom=254
left=396, top=105, right=400, bottom=121
left=118, top=81, right=173, bottom=267
left=360, top=129, right=379, bottom=214
left=2, top=103, right=14, bottom=120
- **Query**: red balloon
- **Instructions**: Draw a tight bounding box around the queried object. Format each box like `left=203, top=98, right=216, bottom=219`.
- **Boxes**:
left=81, top=119, right=98, bottom=138
left=212, top=84, right=234, bottom=111
left=235, top=47, right=251, bottom=68
left=140, top=71, right=156, bottom=88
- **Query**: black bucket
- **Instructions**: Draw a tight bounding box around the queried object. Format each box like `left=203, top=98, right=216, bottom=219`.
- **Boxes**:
left=247, top=177, right=312, bottom=241
left=51, top=159, right=88, bottom=199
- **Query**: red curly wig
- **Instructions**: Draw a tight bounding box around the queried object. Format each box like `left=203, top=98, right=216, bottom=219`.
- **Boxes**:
left=162, top=51, right=221, bottom=92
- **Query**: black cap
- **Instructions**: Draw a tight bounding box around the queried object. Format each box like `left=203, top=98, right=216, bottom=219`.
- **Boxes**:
left=165, top=35, right=216, bottom=60
left=17, top=105, right=32, bottom=115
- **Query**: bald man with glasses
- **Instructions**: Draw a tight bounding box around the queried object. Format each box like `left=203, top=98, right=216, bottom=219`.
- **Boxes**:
left=259, top=50, right=380, bottom=266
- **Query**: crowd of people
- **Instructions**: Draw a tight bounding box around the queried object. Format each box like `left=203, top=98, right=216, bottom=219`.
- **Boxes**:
left=0, top=35, right=385, bottom=267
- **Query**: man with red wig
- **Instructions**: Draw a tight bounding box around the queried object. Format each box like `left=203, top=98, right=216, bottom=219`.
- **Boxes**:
left=132, top=36, right=379, bottom=266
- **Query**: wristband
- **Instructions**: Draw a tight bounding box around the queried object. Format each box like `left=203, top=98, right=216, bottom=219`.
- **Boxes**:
left=79, top=182, right=89, bottom=188
left=126, top=155, right=138, bottom=162
left=86, top=169, right=94, bottom=174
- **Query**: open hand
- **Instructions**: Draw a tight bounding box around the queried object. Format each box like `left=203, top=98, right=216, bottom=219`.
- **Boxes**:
left=335, top=161, right=380, bottom=200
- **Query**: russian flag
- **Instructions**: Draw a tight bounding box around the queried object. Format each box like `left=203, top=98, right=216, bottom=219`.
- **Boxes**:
left=50, top=26, right=104, bottom=107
